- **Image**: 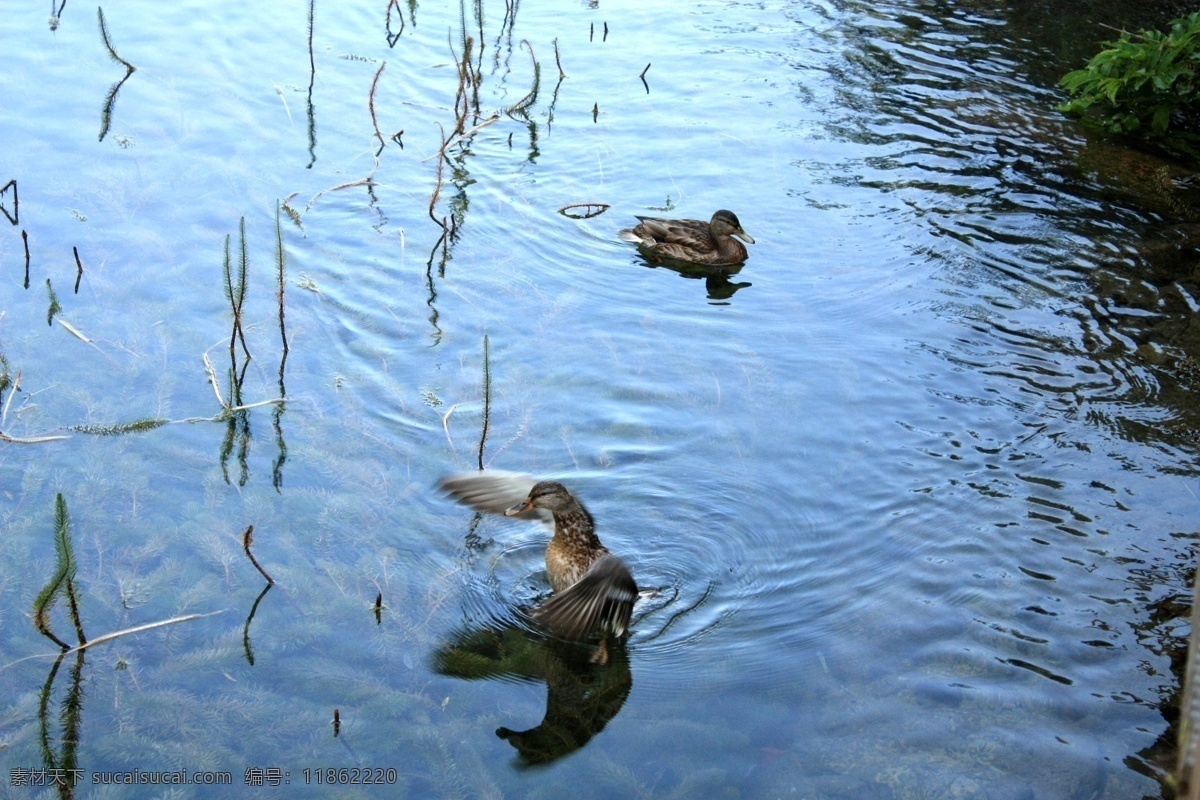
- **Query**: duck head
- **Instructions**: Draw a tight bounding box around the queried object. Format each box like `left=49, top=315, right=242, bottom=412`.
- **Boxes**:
left=505, top=480, right=576, bottom=516
left=711, top=209, right=755, bottom=244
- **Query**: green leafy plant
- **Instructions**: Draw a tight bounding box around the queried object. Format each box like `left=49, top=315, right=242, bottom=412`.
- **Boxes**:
left=1059, top=12, right=1200, bottom=138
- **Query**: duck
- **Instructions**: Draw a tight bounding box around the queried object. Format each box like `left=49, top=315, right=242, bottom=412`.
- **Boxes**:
left=618, top=209, right=755, bottom=266
left=437, top=471, right=638, bottom=643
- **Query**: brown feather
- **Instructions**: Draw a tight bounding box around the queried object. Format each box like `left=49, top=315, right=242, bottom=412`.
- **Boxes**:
left=618, top=209, right=754, bottom=266
left=439, top=473, right=638, bottom=640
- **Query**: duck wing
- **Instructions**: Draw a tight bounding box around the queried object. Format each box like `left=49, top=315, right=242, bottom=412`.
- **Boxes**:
left=533, top=554, right=637, bottom=640
left=438, top=470, right=552, bottom=524
left=626, top=216, right=711, bottom=247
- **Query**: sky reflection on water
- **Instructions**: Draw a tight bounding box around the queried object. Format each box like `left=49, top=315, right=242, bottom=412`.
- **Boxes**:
left=1, top=1, right=1198, bottom=797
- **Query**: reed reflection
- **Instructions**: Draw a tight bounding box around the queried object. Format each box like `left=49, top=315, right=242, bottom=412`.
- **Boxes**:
left=36, top=649, right=87, bottom=800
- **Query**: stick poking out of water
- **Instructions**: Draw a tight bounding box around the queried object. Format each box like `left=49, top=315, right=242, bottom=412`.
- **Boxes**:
left=478, top=334, right=491, bottom=470
left=73, top=247, right=83, bottom=293
left=242, top=525, right=275, bottom=585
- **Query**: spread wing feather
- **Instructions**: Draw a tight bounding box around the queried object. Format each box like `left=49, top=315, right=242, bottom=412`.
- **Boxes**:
left=533, top=554, right=637, bottom=640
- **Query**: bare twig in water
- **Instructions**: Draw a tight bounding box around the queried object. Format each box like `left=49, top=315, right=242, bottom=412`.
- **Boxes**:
left=225, top=398, right=287, bottom=413
left=242, top=525, right=275, bottom=585
left=203, top=352, right=230, bottom=410
left=0, top=432, right=71, bottom=444
left=429, top=124, right=450, bottom=234
left=306, top=0, right=316, bottom=168
left=85, top=611, right=226, bottom=651
left=442, top=402, right=460, bottom=454
left=385, top=0, right=406, bottom=47
left=1, top=179, right=18, bottom=225
left=477, top=334, right=490, bottom=470
left=640, top=63, right=651, bottom=94
left=423, top=114, right=499, bottom=162
left=305, top=177, right=379, bottom=211
left=72, top=247, right=83, bottom=293
left=558, top=202, right=611, bottom=219
left=369, top=61, right=387, bottom=156
left=553, top=38, right=566, bottom=79
left=274, top=202, right=289, bottom=360
left=1096, top=22, right=1143, bottom=39
left=274, top=84, right=293, bottom=123
left=2, top=370, right=19, bottom=429
left=22, top=229, right=30, bottom=289
left=57, top=319, right=88, bottom=344
left=2, top=611, right=228, bottom=669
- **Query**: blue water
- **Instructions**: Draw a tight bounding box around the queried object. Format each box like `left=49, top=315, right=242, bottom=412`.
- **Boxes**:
left=1, top=1, right=1198, bottom=797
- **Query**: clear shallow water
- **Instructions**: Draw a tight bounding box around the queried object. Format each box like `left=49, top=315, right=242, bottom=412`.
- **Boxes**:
left=1, top=0, right=1198, bottom=797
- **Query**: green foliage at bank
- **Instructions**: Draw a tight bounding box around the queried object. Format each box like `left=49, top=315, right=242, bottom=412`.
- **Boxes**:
left=1059, top=12, right=1200, bottom=143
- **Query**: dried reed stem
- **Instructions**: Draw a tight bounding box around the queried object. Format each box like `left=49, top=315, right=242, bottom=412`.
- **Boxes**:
left=2, top=370, right=20, bottom=429
left=56, top=611, right=227, bottom=658
left=369, top=61, right=387, bottom=156
left=477, top=334, right=490, bottom=470
left=429, top=124, right=450, bottom=233
left=553, top=38, right=566, bottom=79
left=1, top=179, right=19, bottom=225
left=242, top=525, right=275, bottom=585
left=274, top=202, right=289, bottom=360
left=202, top=352, right=229, bottom=409
left=57, top=319, right=91, bottom=343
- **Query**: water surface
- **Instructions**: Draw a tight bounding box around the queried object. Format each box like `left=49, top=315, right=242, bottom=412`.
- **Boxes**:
left=1, top=1, right=1198, bottom=797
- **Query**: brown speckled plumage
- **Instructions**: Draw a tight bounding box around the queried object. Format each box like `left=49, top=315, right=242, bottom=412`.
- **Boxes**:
left=619, top=209, right=755, bottom=266
left=438, top=472, right=637, bottom=642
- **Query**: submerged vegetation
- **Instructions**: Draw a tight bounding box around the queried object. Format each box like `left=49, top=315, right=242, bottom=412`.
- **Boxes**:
left=97, top=6, right=137, bottom=142
left=1059, top=12, right=1200, bottom=146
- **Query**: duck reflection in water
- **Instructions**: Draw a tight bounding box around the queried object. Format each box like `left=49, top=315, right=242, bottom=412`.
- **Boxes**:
left=436, top=471, right=639, bottom=764
left=433, top=625, right=632, bottom=766
left=642, top=257, right=752, bottom=302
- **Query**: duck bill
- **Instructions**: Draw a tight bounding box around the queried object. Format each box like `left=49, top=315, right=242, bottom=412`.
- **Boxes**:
left=734, top=230, right=756, bottom=244
left=505, top=499, right=535, bottom=516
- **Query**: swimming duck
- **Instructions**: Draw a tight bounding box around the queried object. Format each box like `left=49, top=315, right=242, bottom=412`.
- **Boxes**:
left=618, top=209, right=755, bottom=266
left=438, top=471, right=637, bottom=642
